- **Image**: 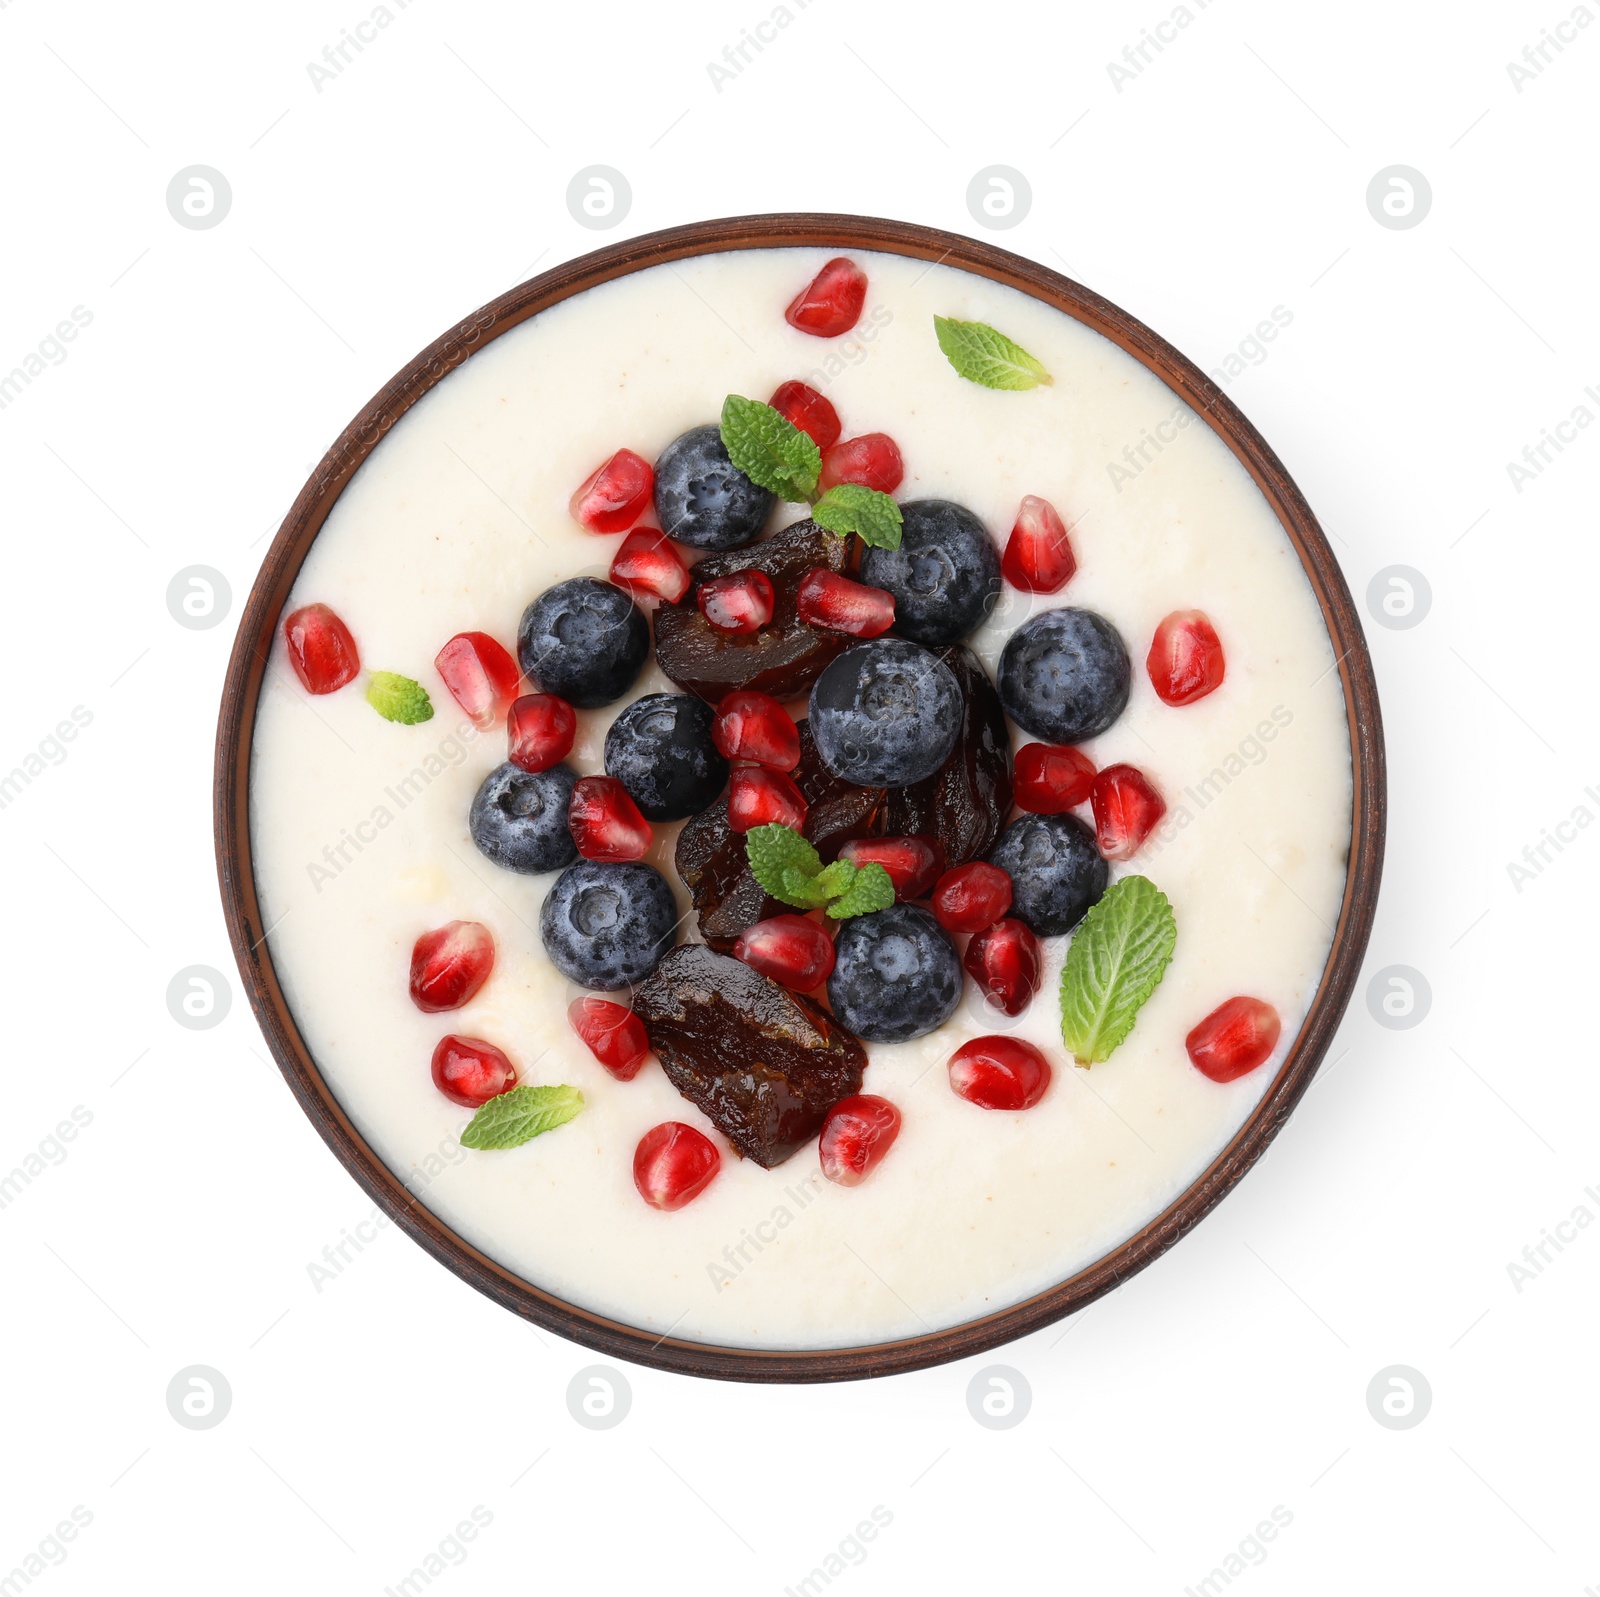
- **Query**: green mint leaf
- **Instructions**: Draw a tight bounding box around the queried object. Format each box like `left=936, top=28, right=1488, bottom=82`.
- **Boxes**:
left=813, top=859, right=857, bottom=900
left=933, top=316, right=1053, bottom=391
left=1059, top=875, right=1177, bottom=1065
left=826, top=862, right=895, bottom=919
left=746, top=823, right=824, bottom=905
left=366, top=671, right=434, bottom=724
left=720, top=394, right=821, bottom=502
left=780, top=867, right=831, bottom=908
left=461, top=1084, right=584, bottom=1150
left=812, top=484, right=903, bottom=550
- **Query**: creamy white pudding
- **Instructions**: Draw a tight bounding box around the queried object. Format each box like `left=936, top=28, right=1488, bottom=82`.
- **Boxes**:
left=249, top=248, right=1352, bottom=1349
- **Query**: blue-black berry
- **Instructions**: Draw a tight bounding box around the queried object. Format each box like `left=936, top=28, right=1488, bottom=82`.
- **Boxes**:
left=861, top=499, right=1001, bottom=647
left=988, top=812, right=1108, bottom=936
left=826, top=904, right=963, bottom=1043
left=604, top=692, right=729, bottom=821
left=518, top=578, right=648, bottom=710
left=997, top=608, right=1131, bottom=743
left=469, top=762, right=579, bottom=875
left=539, top=860, right=679, bottom=991
left=654, top=424, right=774, bottom=551
left=808, top=639, right=962, bottom=787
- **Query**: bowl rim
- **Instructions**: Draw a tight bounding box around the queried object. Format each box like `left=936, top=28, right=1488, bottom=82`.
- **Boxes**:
left=214, top=212, right=1386, bottom=1383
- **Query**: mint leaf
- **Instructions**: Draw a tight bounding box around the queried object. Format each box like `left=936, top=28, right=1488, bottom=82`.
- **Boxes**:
left=1059, top=876, right=1177, bottom=1065
left=812, top=484, right=903, bottom=550
left=826, top=862, right=894, bottom=919
left=780, top=867, right=831, bottom=908
left=933, top=316, right=1053, bottom=391
left=813, top=859, right=857, bottom=900
left=366, top=671, right=433, bottom=724
left=720, top=394, right=821, bottom=502
left=747, top=823, right=823, bottom=905
left=461, top=1084, right=584, bottom=1150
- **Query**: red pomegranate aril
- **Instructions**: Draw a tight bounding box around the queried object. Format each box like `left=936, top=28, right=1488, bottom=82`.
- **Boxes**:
left=819, top=433, right=904, bottom=495
left=932, top=862, right=1013, bottom=934
left=1148, top=610, right=1226, bottom=706
left=507, top=693, right=577, bottom=773
left=796, top=568, right=896, bottom=638
left=733, top=914, right=835, bottom=992
left=1186, top=997, right=1282, bottom=1083
left=1091, top=764, right=1167, bottom=861
left=569, top=776, right=653, bottom=862
left=963, top=919, right=1042, bottom=1017
left=434, top=631, right=521, bottom=729
left=409, top=921, right=496, bottom=1013
left=568, top=997, right=651, bottom=1081
left=698, top=569, right=775, bottom=634
left=1014, top=743, right=1097, bottom=813
left=768, top=380, right=842, bottom=449
left=430, top=1034, right=517, bottom=1108
left=610, top=526, right=690, bottom=604
left=283, top=603, right=360, bottom=695
left=949, top=1036, right=1052, bottom=1111
left=569, top=447, right=654, bottom=533
left=838, top=836, right=942, bottom=902
left=784, top=257, right=868, bottom=338
left=634, top=1122, right=720, bottom=1211
left=727, top=767, right=807, bottom=833
left=818, top=1094, right=902, bottom=1186
left=711, top=691, right=801, bottom=772
left=1001, top=495, right=1077, bottom=594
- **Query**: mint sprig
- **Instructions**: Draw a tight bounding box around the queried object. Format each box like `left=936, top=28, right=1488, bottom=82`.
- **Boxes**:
left=746, top=823, right=894, bottom=921
left=461, top=1084, right=584, bottom=1150
left=1059, top=876, right=1177, bottom=1065
left=812, top=484, right=903, bottom=550
left=933, top=317, right=1053, bottom=390
left=366, top=671, right=434, bottom=724
left=720, top=394, right=821, bottom=502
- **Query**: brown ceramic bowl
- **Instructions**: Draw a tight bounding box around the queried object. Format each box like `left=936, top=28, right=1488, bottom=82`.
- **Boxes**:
left=215, top=214, right=1385, bottom=1382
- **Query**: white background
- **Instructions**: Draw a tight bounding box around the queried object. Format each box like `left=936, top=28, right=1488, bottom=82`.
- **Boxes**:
left=1, top=0, right=1596, bottom=1591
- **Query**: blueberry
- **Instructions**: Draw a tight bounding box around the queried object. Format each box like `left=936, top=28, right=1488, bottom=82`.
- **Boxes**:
left=540, top=860, right=679, bottom=991
left=827, top=904, right=962, bottom=1043
left=653, top=424, right=774, bottom=551
left=518, top=578, right=648, bottom=709
left=808, top=639, right=962, bottom=787
left=604, top=692, right=729, bottom=821
left=469, top=762, right=579, bottom=875
left=988, top=813, right=1108, bottom=936
left=997, top=608, right=1131, bottom=743
left=861, top=499, right=1001, bottom=647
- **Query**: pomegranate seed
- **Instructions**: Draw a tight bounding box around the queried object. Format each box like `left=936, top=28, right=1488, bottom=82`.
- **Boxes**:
left=431, top=1034, right=517, bottom=1108
left=727, top=767, right=807, bottom=833
left=768, top=380, right=842, bottom=449
left=818, top=1094, right=902, bottom=1186
left=1001, top=495, right=1077, bottom=594
left=283, top=603, right=360, bottom=695
left=569, top=775, right=653, bottom=862
left=733, top=914, right=835, bottom=991
left=819, top=433, right=904, bottom=495
left=409, top=921, right=496, bottom=1013
left=434, top=632, right=521, bottom=729
left=1186, top=997, right=1282, bottom=1083
left=963, top=919, right=1042, bottom=1017
left=568, top=997, right=651, bottom=1081
left=698, top=570, right=775, bottom=634
left=1091, top=764, right=1167, bottom=860
left=948, top=1036, right=1052, bottom=1111
left=931, top=862, right=1012, bottom=934
left=784, top=257, right=867, bottom=338
left=609, top=526, right=690, bottom=604
left=1148, top=610, right=1226, bottom=706
left=711, top=691, right=801, bottom=772
left=797, top=569, right=896, bottom=637
left=634, top=1122, right=720, bottom=1211
left=569, top=448, right=654, bottom=534
left=507, top=693, right=577, bottom=773
left=1014, top=743, right=1097, bottom=813
left=838, top=837, right=942, bottom=901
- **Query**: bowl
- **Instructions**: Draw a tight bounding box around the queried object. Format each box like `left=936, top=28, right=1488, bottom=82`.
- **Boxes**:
left=215, top=213, right=1385, bottom=1382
